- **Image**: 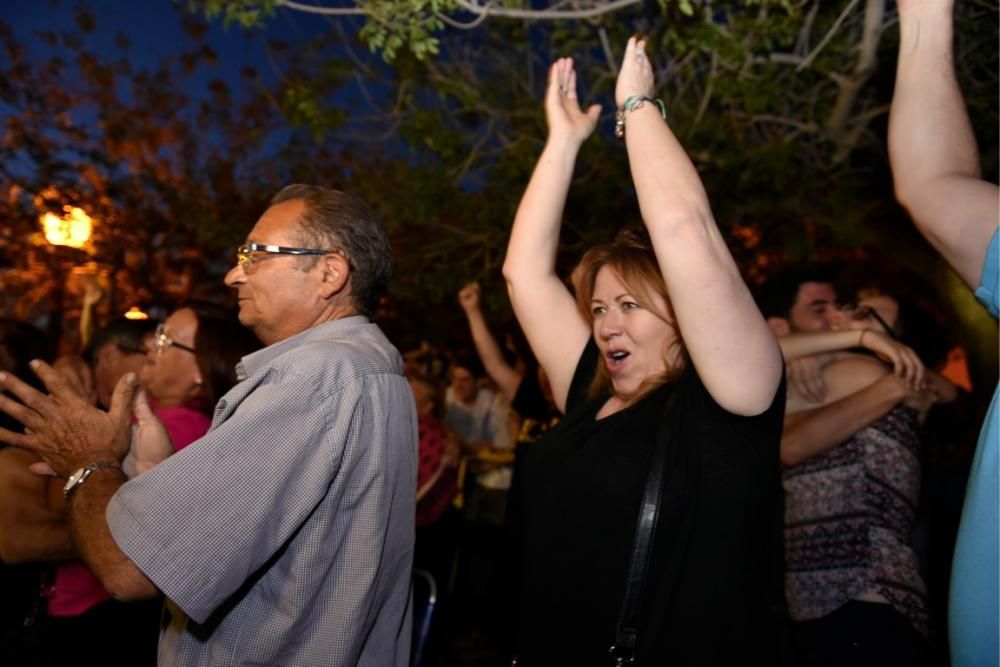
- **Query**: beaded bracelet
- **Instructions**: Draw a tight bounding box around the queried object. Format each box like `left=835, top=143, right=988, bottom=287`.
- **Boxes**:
left=615, top=95, right=667, bottom=139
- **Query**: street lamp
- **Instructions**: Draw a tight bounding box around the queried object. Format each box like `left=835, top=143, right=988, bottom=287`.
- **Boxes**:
left=36, top=203, right=96, bottom=349
left=40, top=205, right=93, bottom=249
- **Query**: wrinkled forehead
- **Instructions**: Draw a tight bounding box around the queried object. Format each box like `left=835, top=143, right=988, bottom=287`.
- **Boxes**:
left=247, top=199, right=307, bottom=244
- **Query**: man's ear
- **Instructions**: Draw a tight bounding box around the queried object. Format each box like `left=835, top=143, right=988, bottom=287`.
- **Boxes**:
left=767, top=317, right=791, bottom=337
left=317, top=253, right=350, bottom=298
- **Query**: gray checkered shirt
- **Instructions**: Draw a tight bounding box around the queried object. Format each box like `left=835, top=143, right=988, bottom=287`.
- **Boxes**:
left=106, top=316, right=418, bottom=666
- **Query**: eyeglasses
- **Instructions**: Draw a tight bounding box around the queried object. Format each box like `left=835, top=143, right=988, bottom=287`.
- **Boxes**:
left=841, top=304, right=898, bottom=340
left=236, top=243, right=340, bottom=270
left=154, top=323, right=196, bottom=355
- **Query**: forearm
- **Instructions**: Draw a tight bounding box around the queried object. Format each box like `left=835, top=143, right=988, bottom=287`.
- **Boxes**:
left=891, top=1, right=979, bottom=196
left=625, top=105, right=782, bottom=414
left=780, top=330, right=864, bottom=362
left=625, top=105, right=713, bottom=234
left=462, top=307, right=521, bottom=401
left=68, top=468, right=158, bottom=601
left=889, top=1, right=997, bottom=288
left=781, top=375, right=906, bottom=467
left=502, top=139, right=579, bottom=285
left=501, top=137, right=591, bottom=409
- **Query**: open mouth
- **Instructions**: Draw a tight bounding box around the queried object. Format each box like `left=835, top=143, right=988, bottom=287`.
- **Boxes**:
left=606, top=350, right=630, bottom=369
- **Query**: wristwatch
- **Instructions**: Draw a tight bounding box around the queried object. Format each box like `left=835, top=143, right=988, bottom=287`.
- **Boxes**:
left=63, top=461, right=122, bottom=500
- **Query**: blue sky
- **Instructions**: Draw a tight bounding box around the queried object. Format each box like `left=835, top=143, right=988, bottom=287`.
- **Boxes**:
left=7, top=0, right=333, bottom=92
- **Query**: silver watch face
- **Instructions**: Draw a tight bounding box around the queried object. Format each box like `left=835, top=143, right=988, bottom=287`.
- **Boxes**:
left=64, top=467, right=86, bottom=493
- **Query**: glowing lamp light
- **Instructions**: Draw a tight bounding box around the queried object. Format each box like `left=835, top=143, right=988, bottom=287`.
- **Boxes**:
left=124, top=307, right=149, bottom=320
left=40, top=206, right=93, bottom=248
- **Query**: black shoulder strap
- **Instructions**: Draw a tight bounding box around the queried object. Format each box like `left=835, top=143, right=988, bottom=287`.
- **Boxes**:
left=609, top=389, right=677, bottom=666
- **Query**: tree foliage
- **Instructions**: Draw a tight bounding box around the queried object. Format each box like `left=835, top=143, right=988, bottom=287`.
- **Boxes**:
left=192, top=0, right=997, bottom=369
left=3, top=1, right=996, bottom=367
left=0, top=7, right=357, bottom=345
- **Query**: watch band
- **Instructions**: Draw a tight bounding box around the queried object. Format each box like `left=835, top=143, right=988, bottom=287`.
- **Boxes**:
left=63, top=460, right=122, bottom=500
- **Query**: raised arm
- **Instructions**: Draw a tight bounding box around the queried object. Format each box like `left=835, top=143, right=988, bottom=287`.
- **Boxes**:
left=618, top=37, right=782, bottom=415
left=502, top=58, right=601, bottom=412
left=889, top=0, right=999, bottom=289
left=457, top=282, right=523, bottom=402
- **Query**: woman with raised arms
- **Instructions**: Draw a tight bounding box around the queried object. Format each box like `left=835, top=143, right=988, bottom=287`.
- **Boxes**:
left=502, top=37, right=786, bottom=665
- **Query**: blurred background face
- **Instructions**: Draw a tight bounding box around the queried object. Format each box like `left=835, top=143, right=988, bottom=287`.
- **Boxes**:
left=141, top=307, right=202, bottom=408
left=410, top=378, right=434, bottom=417
left=94, top=342, right=147, bottom=409
left=788, top=281, right=838, bottom=332
left=450, top=366, right=478, bottom=404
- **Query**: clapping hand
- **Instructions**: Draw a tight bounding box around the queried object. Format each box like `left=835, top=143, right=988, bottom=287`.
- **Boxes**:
left=122, top=387, right=175, bottom=478
left=545, top=57, right=601, bottom=147
left=0, top=361, right=138, bottom=477
left=616, top=36, right=655, bottom=107
left=858, top=329, right=925, bottom=392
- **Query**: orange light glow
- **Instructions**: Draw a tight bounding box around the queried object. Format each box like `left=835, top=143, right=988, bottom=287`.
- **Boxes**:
left=40, top=206, right=93, bottom=248
left=124, top=307, right=149, bottom=320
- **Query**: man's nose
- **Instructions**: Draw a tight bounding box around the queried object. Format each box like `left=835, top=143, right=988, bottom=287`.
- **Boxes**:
left=224, top=263, right=245, bottom=287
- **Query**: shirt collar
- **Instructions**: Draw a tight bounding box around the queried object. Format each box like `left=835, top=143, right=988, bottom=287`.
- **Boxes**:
left=235, top=315, right=371, bottom=381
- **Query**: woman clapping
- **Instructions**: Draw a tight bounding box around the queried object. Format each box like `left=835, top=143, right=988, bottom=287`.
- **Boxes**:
left=502, top=38, right=785, bottom=665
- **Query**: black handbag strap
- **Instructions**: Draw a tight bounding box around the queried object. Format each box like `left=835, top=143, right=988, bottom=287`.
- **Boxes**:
left=609, top=391, right=676, bottom=666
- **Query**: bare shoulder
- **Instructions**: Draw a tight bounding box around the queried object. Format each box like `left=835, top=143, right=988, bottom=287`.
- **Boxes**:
left=822, top=355, right=890, bottom=404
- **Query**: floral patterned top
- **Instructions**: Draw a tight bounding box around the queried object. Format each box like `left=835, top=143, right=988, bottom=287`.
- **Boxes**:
left=783, top=404, right=927, bottom=635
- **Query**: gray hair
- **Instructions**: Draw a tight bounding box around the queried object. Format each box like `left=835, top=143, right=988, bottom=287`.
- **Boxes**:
left=270, top=185, right=392, bottom=318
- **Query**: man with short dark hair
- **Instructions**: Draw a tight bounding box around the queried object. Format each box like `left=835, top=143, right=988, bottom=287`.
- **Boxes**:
left=84, top=317, right=157, bottom=408
left=757, top=266, right=839, bottom=337
left=0, top=186, right=417, bottom=666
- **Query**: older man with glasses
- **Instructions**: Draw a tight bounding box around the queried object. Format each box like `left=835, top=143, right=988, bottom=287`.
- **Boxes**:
left=0, top=185, right=417, bottom=667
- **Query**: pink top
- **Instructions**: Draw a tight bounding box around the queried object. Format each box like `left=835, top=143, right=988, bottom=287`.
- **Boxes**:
left=47, top=405, right=211, bottom=617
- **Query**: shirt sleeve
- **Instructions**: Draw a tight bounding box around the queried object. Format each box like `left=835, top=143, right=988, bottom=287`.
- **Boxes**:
left=974, top=227, right=999, bottom=319
left=106, top=367, right=366, bottom=624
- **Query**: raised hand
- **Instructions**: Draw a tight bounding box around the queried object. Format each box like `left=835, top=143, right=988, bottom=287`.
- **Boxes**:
left=82, top=282, right=104, bottom=308
left=545, top=57, right=601, bottom=147
left=616, top=35, right=655, bottom=107
left=0, top=361, right=138, bottom=477
left=458, top=282, right=482, bottom=312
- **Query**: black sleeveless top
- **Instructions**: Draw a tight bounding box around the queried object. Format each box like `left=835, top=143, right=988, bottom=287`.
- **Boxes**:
left=511, top=339, right=786, bottom=665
